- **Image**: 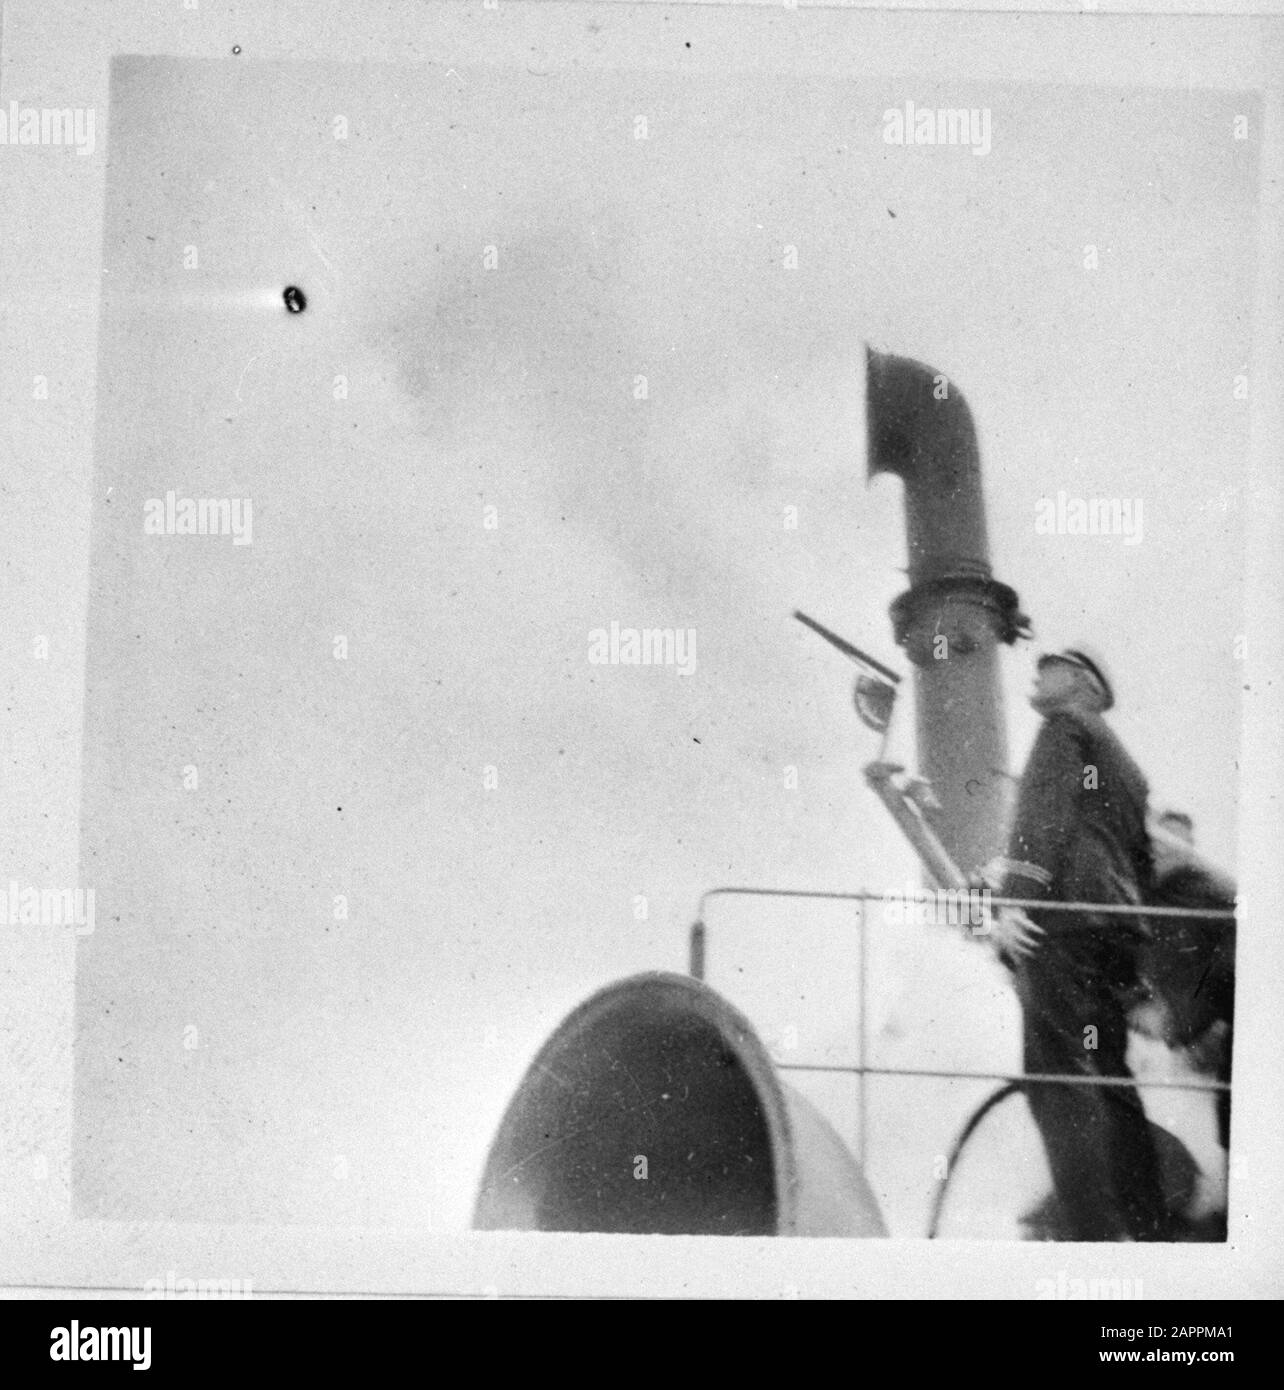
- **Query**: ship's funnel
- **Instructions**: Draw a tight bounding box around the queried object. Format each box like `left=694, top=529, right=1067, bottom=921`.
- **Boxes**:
left=475, top=973, right=887, bottom=1236
left=866, top=346, right=1027, bottom=874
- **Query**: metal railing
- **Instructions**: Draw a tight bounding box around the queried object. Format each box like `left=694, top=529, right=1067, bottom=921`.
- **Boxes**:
left=687, top=886, right=1234, bottom=1178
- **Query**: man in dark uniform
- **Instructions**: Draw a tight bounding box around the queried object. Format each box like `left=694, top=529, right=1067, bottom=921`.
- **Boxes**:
left=990, top=647, right=1171, bottom=1241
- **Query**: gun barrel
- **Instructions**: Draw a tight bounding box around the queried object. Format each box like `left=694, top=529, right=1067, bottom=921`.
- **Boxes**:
left=793, top=610, right=901, bottom=684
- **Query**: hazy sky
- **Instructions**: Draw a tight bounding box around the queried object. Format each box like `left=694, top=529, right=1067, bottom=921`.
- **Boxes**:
left=77, top=55, right=1256, bottom=1232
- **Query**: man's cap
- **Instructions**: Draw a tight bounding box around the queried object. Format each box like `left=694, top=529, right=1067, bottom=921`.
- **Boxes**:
left=1037, top=644, right=1115, bottom=710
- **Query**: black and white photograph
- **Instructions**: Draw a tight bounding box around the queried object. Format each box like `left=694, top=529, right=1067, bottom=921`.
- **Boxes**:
left=1, top=0, right=1282, bottom=1325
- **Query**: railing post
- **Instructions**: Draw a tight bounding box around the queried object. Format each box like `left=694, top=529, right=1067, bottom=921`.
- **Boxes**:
left=689, top=919, right=706, bottom=981
left=858, top=899, right=868, bottom=1168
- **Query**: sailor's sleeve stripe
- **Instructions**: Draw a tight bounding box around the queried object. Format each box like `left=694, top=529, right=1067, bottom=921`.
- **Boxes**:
left=999, top=857, right=1053, bottom=887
